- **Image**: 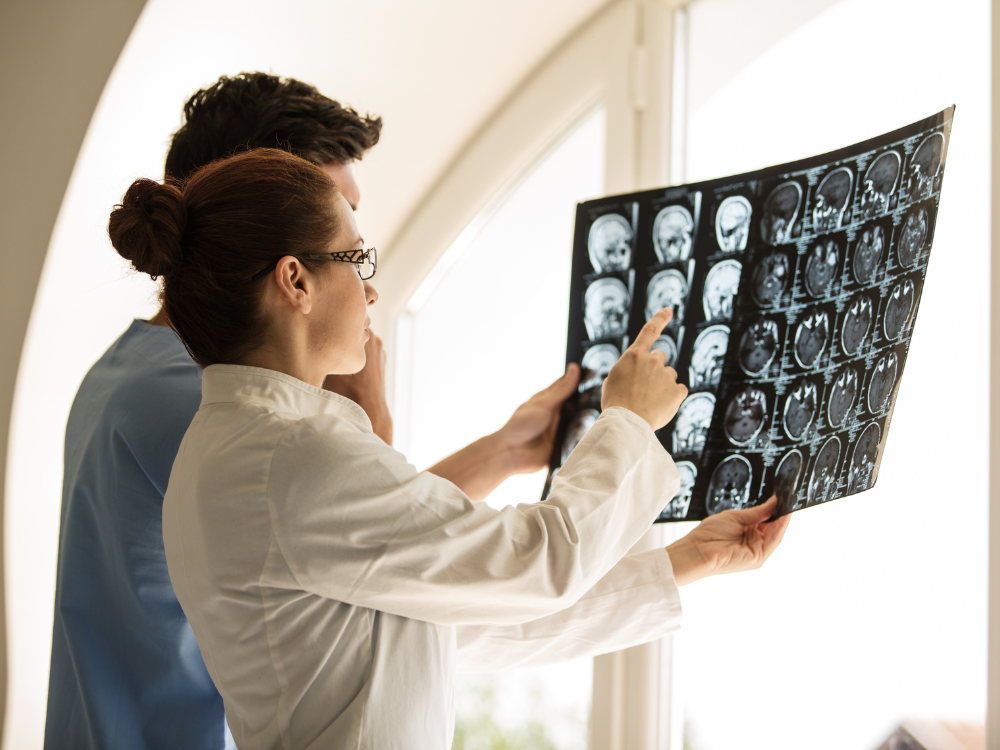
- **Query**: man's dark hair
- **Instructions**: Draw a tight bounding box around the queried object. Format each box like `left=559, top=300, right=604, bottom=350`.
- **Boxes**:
left=164, top=72, right=382, bottom=180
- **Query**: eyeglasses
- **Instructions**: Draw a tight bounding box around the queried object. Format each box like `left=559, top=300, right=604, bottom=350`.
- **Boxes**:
left=251, top=248, right=377, bottom=283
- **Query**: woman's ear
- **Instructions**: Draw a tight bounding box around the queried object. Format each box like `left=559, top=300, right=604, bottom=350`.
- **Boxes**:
left=272, top=256, right=313, bottom=315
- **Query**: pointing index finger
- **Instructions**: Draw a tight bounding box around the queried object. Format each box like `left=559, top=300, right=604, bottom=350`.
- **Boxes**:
left=631, top=308, right=674, bottom=353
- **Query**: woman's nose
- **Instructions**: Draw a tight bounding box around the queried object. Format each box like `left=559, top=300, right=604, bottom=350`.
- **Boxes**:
left=364, top=281, right=378, bottom=305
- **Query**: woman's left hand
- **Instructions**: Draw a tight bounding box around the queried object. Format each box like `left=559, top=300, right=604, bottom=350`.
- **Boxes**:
left=497, top=364, right=580, bottom=474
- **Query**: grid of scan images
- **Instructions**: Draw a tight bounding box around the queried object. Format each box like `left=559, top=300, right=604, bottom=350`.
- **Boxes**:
left=541, top=107, right=953, bottom=523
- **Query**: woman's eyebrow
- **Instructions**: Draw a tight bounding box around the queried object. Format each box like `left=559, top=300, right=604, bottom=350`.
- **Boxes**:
left=354, top=236, right=365, bottom=247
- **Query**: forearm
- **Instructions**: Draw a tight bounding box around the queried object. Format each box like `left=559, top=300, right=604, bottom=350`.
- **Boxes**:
left=427, top=432, right=516, bottom=501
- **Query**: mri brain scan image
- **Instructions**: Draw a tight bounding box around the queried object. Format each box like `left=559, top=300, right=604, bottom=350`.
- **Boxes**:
left=584, top=277, right=630, bottom=340
left=793, top=307, right=830, bottom=368
left=706, top=455, right=753, bottom=515
left=867, top=352, right=899, bottom=415
left=738, top=317, right=779, bottom=376
left=860, top=151, right=901, bottom=220
left=659, top=461, right=697, bottom=520
left=884, top=279, right=916, bottom=340
left=645, top=270, right=689, bottom=325
left=898, top=208, right=929, bottom=267
left=580, top=344, right=620, bottom=390
left=841, top=294, right=873, bottom=356
left=650, top=335, right=678, bottom=367
left=673, top=392, right=716, bottom=455
left=587, top=213, right=633, bottom=273
left=782, top=378, right=818, bottom=441
left=761, top=181, right=802, bottom=244
left=703, top=260, right=742, bottom=320
left=723, top=386, right=767, bottom=446
left=907, top=132, right=945, bottom=198
left=750, top=251, right=789, bottom=307
left=812, top=167, right=853, bottom=232
left=827, top=365, right=859, bottom=428
left=690, top=325, right=729, bottom=388
left=561, top=408, right=600, bottom=463
left=852, top=224, right=885, bottom=284
left=774, top=449, right=803, bottom=515
left=653, top=205, right=695, bottom=264
left=804, top=238, right=840, bottom=298
left=847, top=422, right=881, bottom=494
left=807, top=436, right=842, bottom=506
left=716, top=195, right=752, bottom=252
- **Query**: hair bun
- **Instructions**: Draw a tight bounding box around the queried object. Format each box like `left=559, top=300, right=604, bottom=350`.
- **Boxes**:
left=108, top=178, right=187, bottom=278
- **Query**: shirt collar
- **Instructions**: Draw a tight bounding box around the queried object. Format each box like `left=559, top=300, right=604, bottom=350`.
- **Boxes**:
left=200, top=364, right=372, bottom=430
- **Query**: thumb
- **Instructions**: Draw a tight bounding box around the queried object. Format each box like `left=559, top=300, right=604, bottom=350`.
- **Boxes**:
left=730, top=495, right=778, bottom=525
left=542, top=363, right=580, bottom=401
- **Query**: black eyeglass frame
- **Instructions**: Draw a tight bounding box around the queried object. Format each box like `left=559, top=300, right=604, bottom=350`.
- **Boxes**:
left=251, top=248, right=377, bottom=283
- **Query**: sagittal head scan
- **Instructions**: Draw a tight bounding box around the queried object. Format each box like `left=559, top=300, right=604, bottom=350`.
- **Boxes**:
left=860, top=151, right=901, bottom=220
left=783, top=378, right=818, bottom=441
left=580, top=344, right=620, bottom=391
left=841, top=294, right=873, bottom=356
left=584, top=277, right=630, bottom=340
left=907, top=132, right=944, bottom=198
left=689, top=325, right=729, bottom=389
left=827, top=365, right=859, bottom=428
left=706, top=455, right=752, bottom=515
left=884, top=279, right=916, bottom=340
left=793, top=307, right=830, bottom=368
left=761, top=181, right=802, bottom=244
left=659, top=461, right=697, bottom=520
left=653, top=205, right=695, bottom=264
left=750, top=251, right=789, bottom=307
left=898, top=208, right=928, bottom=267
left=716, top=195, right=752, bottom=252
left=774, top=449, right=803, bottom=515
left=645, top=270, right=688, bottom=325
left=561, top=409, right=600, bottom=464
left=673, top=392, right=715, bottom=455
left=807, top=436, right=842, bottom=506
left=804, top=238, right=840, bottom=298
left=702, top=260, right=742, bottom=320
left=650, top=335, right=678, bottom=367
left=587, top=213, right=633, bottom=273
left=723, top=386, right=767, bottom=446
left=867, top=352, right=898, bottom=415
left=812, top=167, right=853, bottom=233
left=847, top=422, right=881, bottom=494
left=738, top=317, right=779, bottom=376
left=852, top=224, right=885, bottom=284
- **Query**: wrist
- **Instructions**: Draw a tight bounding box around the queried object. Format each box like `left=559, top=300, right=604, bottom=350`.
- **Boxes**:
left=665, top=537, right=710, bottom=587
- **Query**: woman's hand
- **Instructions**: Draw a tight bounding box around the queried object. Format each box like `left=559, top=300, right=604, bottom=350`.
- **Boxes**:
left=666, top=496, right=790, bottom=586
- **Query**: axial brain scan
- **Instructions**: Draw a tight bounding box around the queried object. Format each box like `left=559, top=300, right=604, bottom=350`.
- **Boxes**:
left=689, top=325, right=729, bottom=388
left=884, top=279, right=916, bottom=340
left=852, top=224, right=885, bottom=284
left=702, top=260, right=742, bottom=320
left=812, top=167, right=853, bottom=232
left=907, top=132, right=945, bottom=198
left=774, top=449, right=803, bottom=515
left=561, top=408, right=600, bottom=464
left=738, top=317, right=779, bottom=376
left=847, top=422, right=881, bottom=494
left=750, top=251, right=789, bottom=307
left=645, top=270, right=689, bottom=324
left=827, top=365, right=859, bottom=428
left=580, top=344, right=620, bottom=390
left=841, top=294, right=873, bottom=356
left=898, top=208, right=929, bottom=267
left=716, top=195, right=752, bottom=252
left=804, top=238, right=840, bottom=298
left=723, top=386, right=767, bottom=446
left=783, top=378, right=818, bottom=440
left=673, top=392, right=716, bottom=455
left=650, top=335, right=678, bottom=367
left=706, top=455, right=753, bottom=515
left=807, top=436, right=842, bottom=506
left=584, top=278, right=630, bottom=340
left=761, top=181, right=802, bottom=244
left=653, top=205, right=695, bottom=264
left=860, top=151, right=901, bottom=220
left=867, top=352, right=898, bottom=415
left=659, top=461, right=697, bottom=520
left=793, top=307, right=830, bottom=368
left=587, top=213, right=633, bottom=273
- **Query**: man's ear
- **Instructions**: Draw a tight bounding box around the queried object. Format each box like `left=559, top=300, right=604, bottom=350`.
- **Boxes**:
left=273, top=256, right=313, bottom=314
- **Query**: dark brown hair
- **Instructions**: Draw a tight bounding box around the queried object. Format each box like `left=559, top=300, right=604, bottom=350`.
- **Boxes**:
left=110, top=148, right=340, bottom=367
left=164, top=72, right=382, bottom=180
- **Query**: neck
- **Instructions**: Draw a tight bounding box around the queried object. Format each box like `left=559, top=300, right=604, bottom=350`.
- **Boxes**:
left=239, top=331, right=328, bottom=389
left=147, top=306, right=171, bottom=327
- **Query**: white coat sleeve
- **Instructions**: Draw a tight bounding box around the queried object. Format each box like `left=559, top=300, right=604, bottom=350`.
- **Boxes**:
left=266, top=407, right=680, bottom=627
left=455, top=548, right=682, bottom=672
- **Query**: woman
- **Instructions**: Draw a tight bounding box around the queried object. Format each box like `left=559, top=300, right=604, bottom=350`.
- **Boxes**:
left=109, top=148, right=788, bottom=750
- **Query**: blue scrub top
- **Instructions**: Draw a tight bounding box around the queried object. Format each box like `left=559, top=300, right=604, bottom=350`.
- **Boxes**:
left=44, top=320, right=234, bottom=750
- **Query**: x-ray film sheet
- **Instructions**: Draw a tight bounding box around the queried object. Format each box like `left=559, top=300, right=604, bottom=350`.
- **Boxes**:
left=542, top=107, right=953, bottom=522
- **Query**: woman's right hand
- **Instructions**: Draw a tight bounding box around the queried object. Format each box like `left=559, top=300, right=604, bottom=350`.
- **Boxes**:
left=601, top=308, right=688, bottom=431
